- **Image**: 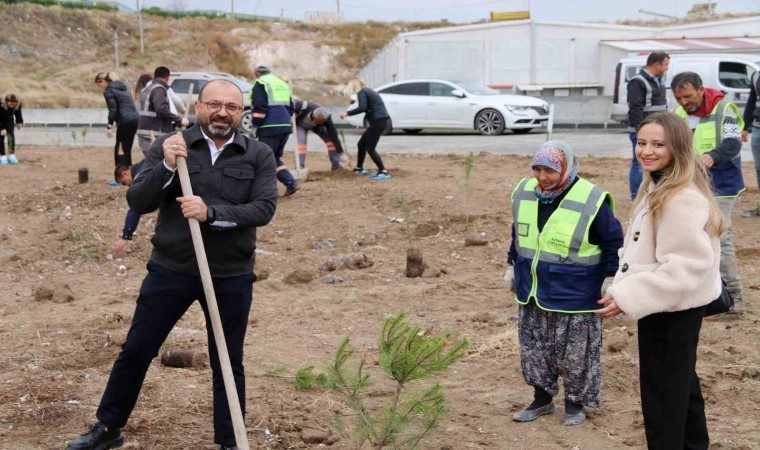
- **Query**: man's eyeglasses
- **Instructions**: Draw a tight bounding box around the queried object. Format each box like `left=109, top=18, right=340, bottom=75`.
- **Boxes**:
left=200, top=101, right=244, bottom=115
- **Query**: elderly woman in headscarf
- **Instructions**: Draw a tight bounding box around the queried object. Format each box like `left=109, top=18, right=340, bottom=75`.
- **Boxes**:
left=504, top=140, right=624, bottom=426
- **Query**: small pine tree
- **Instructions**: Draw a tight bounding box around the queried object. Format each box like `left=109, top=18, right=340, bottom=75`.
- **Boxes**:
left=462, top=152, right=476, bottom=229
left=81, top=126, right=89, bottom=146
left=322, top=312, right=468, bottom=449
left=392, top=193, right=414, bottom=250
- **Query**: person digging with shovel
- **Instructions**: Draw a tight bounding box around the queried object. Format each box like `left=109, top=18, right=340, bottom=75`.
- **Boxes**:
left=65, top=79, right=278, bottom=450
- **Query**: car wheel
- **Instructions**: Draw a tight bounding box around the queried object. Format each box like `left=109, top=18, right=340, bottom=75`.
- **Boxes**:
left=511, top=128, right=533, bottom=134
left=364, top=118, right=394, bottom=135
left=475, top=109, right=505, bottom=135
left=402, top=129, right=423, bottom=134
left=239, top=110, right=253, bottom=136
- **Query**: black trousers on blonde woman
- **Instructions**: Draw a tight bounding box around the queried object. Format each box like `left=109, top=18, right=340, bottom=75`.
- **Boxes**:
left=114, top=121, right=137, bottom=167
left=637, top=305, right=709, bottom=450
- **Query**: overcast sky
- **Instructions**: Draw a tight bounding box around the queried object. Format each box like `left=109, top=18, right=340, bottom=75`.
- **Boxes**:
left=142, top=0, right=759, bottom=23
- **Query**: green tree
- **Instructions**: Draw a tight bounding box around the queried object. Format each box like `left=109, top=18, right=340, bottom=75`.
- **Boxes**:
left=322, top=312, right=468, bottom=449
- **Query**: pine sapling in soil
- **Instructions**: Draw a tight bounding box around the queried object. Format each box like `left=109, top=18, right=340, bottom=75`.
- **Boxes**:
left=394, top=193, right=426, bottom=277
left=461, top=152, right=487, bottom=246
left=322, top=312, right=468, bottom=449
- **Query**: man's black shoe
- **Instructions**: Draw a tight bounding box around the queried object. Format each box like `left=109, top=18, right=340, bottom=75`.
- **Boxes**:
left=220, top=446, right=238, bottom=450
left=66, top=421, right=124, bottom=449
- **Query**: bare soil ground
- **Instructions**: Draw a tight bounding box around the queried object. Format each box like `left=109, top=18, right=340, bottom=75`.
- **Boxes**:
left=1, top=144, right=759, bottom=449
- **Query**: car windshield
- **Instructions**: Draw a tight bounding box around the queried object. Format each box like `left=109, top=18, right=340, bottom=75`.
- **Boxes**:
left=456, top=82, right=499, bottom=96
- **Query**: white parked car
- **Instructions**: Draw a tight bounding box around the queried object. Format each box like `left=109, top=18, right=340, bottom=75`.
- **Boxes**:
left=344, top=79, right=550, bottom=135
left=169, top=71, right=255, bottom=134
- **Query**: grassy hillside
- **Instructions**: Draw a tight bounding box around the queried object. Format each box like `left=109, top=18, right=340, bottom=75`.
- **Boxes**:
left=0, top=3, right=444, bottom=108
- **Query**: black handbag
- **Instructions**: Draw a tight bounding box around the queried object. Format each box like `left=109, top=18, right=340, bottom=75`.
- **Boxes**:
left=704, top=279, right=734, bottom=317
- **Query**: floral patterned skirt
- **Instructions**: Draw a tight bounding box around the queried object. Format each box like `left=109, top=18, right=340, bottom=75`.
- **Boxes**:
left=518, top=301, right=603, bottom=408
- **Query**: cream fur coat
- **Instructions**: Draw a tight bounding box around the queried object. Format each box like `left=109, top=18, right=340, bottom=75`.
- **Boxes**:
left=607, top=185, right=721, bottom=321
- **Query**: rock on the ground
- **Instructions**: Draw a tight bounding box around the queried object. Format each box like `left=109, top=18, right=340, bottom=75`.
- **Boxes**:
left=160, top=348, right=208, bottom=368
left=421, top=267, right=443, bottom=278
left=301, top=428, right=330, bottom=444
left=283, top=269, right=316, bottom=284
left=320, top=253, right=374, bottom=272
left=464, top=231, right=489, bottom=246
left=312, top=239, right=337, bottom=250
left=33, top=284, right=75, bottom=303
left=255, top=269, right=270, bottom=281
left=321, top=274, right=344, bottom=284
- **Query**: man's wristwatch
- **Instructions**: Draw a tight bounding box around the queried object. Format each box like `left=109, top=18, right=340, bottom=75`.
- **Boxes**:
left=207, top=206, right=216, bottom=223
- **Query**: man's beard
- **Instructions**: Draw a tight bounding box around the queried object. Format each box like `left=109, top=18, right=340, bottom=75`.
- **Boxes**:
left=202, top=115, right=236, bottom=138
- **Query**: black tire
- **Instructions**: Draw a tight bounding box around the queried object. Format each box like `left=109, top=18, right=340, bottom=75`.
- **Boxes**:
left=364, top=117, right=394, bottom=135
left=475, top=109, right=505, bottom=135
left=239, top=110, right=253, bottom=136
left=511, top=128, right=533, bottom=134
left=402, top=129, right=423, bottom=134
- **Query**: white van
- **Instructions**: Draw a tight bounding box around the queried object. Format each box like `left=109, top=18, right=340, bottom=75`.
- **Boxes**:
left=610, top=53, right=760, bottom=122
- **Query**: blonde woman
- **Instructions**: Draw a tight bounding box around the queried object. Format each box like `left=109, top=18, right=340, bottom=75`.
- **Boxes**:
left=95, top=72, right=138, bottom=168
left=597, top=111, right=726, bottom=449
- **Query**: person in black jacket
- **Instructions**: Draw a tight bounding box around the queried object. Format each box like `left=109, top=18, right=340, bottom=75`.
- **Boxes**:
left=340, top=86, right=391, bottom=180
left=626, top=51, right=669, bottom=199
left=742, top=70, right=760, bottom=191
left=96, top=72, right=139, bottom=168
left=0, top=93, right=23, bottom=165
left=65, top=79, right=278, bottom=450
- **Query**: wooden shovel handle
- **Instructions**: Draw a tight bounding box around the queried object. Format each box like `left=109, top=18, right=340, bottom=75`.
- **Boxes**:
left=176, top=156, right=250, bottom=450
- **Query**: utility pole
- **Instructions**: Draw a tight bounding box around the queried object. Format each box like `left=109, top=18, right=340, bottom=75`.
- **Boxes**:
left=114, top=30, right=120, bottom=78
left=337, top=0, right=340, bottom=14
left=230, top=0, right=234, bottom=18
left=528, top=0, right=536, bottom=84
left=137, top=0, right=144, bottom=54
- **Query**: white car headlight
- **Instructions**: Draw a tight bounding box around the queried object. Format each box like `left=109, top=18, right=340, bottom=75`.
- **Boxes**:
left=505, top=105, right=532, bottom=115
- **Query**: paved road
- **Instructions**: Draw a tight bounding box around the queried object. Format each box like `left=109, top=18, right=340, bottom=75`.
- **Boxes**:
left=16, top=126, right=755, bottom=161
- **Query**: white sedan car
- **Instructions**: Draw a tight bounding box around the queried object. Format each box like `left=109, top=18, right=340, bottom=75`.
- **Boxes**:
left=344, top=79, right=550, bottom=135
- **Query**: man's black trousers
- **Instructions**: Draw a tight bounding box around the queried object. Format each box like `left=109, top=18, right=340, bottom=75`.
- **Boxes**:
left=96, top=261, right=254, bottom=446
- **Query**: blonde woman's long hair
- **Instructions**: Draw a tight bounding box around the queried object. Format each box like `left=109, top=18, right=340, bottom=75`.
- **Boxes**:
left=632, top=111, right=726, bottom=237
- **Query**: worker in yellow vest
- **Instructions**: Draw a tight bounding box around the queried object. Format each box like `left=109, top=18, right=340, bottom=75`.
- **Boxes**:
left=672, top=71, right=746, bottom=313
left=504, top=141, right=623, bottom=426
left=252, top=63, right=300, bottom=196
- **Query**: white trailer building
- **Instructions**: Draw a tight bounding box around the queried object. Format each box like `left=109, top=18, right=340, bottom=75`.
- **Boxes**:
left=360, top=16, right=760, bottom=100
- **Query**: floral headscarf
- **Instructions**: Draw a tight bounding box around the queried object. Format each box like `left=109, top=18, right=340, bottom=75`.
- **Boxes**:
left=531, top=140, right=579, bottom=204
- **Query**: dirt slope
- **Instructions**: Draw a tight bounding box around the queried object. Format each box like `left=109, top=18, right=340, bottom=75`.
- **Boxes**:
left=0, top=3, right=442, bottom=108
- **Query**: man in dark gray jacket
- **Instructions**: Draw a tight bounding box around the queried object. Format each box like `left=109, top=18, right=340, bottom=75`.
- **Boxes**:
left=66, top=80, right=277, bottom=450
left=742, top=70, right=760, bottom=191
left=136, top=66, right=188, bottom=156
left=626, top=51, right=669, bottom=199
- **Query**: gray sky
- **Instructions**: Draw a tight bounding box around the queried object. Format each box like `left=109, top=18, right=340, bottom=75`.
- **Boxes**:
left=144, top=0, right=759, bottom=23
